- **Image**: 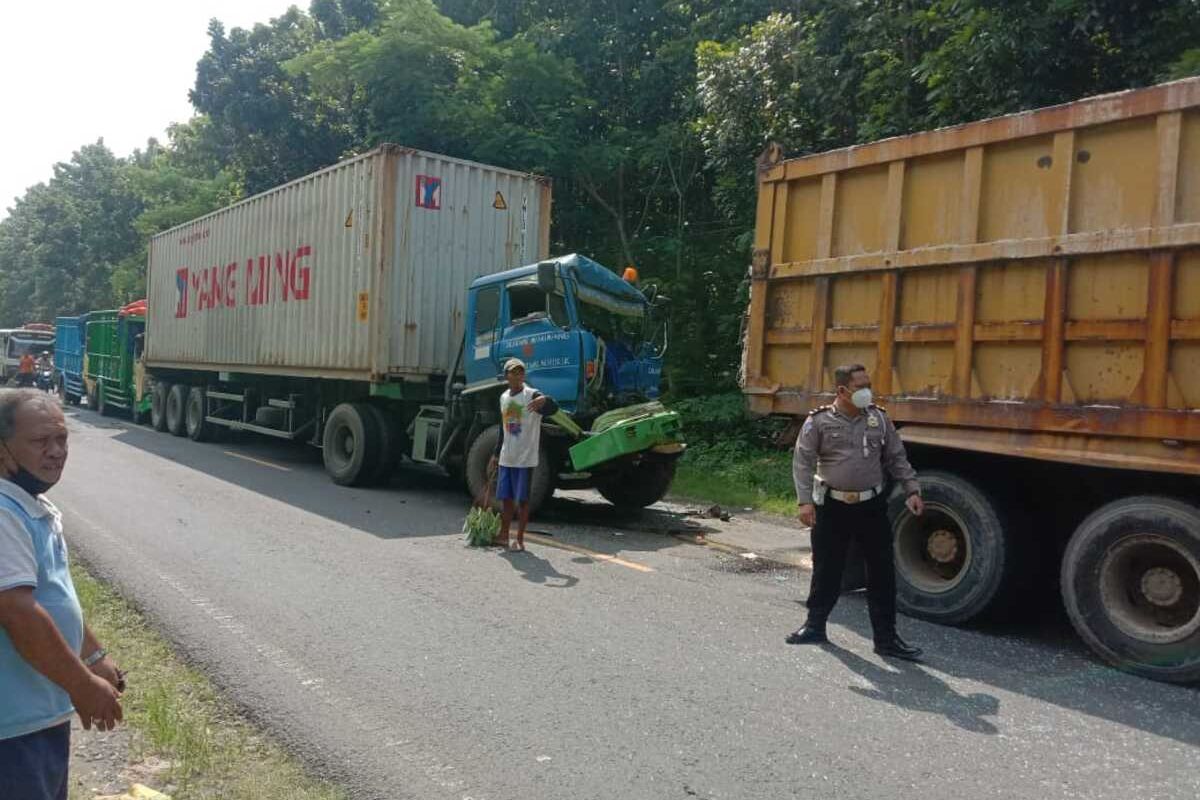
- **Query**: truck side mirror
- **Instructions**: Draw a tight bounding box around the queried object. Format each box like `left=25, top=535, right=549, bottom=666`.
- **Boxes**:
left=536, top=261, right=557, bottom=294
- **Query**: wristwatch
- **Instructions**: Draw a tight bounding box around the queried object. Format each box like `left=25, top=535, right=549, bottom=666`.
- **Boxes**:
left=83, top=648, right=107, bottom=667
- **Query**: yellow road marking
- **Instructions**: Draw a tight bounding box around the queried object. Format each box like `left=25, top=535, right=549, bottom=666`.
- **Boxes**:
left=223, top=451, right=291, bottom=472
left=524, top=533, right=654, bottom=573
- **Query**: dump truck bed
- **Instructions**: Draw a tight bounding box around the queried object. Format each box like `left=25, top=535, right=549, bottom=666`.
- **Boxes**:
left=743, top=78, right=1200, bottom=476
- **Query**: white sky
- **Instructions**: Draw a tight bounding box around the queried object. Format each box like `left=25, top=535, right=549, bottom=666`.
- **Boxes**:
left=0, top=1, right=298, bottom=218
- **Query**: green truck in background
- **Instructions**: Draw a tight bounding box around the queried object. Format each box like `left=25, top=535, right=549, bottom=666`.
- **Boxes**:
left=84, top=304, right=151, bottom=421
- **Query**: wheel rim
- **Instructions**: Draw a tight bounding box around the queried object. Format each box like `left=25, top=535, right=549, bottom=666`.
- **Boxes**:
left=329, top=423, right=355, bottom=470
left=895, top=503, right=973, bottom=594
left=1099, top=534, right=1200, bottom=645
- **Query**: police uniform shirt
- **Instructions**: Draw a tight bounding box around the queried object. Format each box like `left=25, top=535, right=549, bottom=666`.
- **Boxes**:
left=792, top=404, right=920, bottom=501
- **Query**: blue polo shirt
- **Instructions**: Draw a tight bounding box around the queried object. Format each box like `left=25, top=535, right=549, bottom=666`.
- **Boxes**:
left=0, top=481, right=82, bottom=740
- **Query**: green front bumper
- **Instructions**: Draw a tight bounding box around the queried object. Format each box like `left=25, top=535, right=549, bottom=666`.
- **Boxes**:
left=565, top=402, right=686, bottom=472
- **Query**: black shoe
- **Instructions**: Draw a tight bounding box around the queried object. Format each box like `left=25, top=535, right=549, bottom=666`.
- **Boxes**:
left=874, top=636, right=923, bottom=661
left=785, top=626, right=828, bottom=645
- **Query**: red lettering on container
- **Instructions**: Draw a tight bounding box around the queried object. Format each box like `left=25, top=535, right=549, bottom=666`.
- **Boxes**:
left=175, top=244, right=314, bottom=318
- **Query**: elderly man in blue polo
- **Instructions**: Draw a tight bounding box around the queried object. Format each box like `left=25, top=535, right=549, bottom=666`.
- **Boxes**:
left=0, top=389, right=123, bottom=800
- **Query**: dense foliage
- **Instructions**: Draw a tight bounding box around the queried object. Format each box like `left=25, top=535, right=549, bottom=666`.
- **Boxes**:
left=2, top=0, right=1197, bottom=393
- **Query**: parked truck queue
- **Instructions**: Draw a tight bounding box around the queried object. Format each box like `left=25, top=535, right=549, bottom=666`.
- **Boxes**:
left=59, top=145, right=685, bottom=515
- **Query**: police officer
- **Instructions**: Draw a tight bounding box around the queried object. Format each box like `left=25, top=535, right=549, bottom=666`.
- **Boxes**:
left=788, top=363, right=925, bottom=660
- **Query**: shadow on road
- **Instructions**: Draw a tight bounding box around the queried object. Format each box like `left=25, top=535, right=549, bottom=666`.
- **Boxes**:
left=825, top=644, right=1001, bottom=735
left=499, top=550, right=579, bottom=588
left=75, top=409, right=714, bottom=552
left=820, top=594, right=1200, bottom=747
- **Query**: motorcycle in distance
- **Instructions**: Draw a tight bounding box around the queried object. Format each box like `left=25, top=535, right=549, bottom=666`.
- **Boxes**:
left=36, top=364, right=54, bottom=392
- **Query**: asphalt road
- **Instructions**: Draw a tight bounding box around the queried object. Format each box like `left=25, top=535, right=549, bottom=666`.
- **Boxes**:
left=54, top=408, right=1200, bottom=800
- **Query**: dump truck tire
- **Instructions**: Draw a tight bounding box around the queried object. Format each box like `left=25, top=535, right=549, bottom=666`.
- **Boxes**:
left=889, top=470, right=1015, bottom=625
left=597, top=460, right=676, bottom=510
left=186, top=387, right=209, bottom=442
left=166, top=384, right=188, bottom=437
left=151, top=383, right=170, bottom=432
left=322, top=402, right=381, bottom=486
left=1062, top=496, right=1200, bottom=684
left=465, top=424, right=555, bottom=516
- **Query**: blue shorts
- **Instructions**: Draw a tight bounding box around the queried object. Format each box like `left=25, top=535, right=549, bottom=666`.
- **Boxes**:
left=496, top=466, right=532, bottom=502
left=0, top=721, right=70, bottom=800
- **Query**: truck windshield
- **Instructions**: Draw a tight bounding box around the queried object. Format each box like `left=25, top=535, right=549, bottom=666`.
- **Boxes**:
left=577, top=294, right=644, bottom=346
left=8, top=337, right=54, bottom=358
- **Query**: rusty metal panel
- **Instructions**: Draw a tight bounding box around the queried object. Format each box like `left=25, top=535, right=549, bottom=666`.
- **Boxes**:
left=147, top=146, right=550, bottom=380
left=746, top=77, right=1200, bottom=465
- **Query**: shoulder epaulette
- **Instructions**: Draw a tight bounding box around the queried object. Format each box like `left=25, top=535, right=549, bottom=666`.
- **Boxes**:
left=870, top=403, right=888, bottom=413
left=808, top=404, right=834, bottom=416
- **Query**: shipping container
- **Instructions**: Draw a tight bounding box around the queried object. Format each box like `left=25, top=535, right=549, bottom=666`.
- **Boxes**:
left=146, top=144, right=552, bottom=379
left=744, top=77, right=1200, bottom=682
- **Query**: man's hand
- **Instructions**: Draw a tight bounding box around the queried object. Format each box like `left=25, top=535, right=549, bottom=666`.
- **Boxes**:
left=70, top=672, right=123, bottom=732
left=906, top=494, right=925, bottom=517
left=798, top=503, right=816, bottom=528
left=528, top=396, right=547, bottom=413
left=89, top=654, right=123, bottom=691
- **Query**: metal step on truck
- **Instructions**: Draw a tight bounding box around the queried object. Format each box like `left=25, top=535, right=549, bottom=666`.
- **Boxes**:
left=138, top=144, right=684, bottom=513
left=743, top=77, right=1200, bottom=683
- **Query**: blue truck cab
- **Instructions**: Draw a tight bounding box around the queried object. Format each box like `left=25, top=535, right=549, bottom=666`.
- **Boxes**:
left=464, top=254, right=666, bottom=412
left=454, top=254, right=681, bottom=512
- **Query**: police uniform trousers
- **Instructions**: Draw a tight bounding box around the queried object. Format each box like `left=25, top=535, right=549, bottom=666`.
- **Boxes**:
left=806, top=494, right=896, bottom=643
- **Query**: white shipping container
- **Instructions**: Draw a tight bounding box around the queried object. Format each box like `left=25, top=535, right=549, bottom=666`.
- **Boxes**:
left=146, top=144, right=551, bottom=380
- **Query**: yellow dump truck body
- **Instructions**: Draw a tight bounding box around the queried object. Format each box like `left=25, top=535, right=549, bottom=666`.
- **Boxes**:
left=744, top=78, right=1200, bottom=476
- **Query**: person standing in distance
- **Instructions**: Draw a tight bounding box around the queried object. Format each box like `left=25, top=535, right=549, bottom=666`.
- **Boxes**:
left=788, top=364, right=926, bottom=660
left=488, top=359, right=557, bottom=551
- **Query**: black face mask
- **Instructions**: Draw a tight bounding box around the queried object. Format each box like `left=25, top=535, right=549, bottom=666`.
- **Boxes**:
left=3, top=443, right=54, bottom=496
left=10, top=466, right=53, bottom=496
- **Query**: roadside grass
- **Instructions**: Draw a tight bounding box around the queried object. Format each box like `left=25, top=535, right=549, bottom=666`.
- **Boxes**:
left=667, top=393, right=799, bottom=517
left=672, top=449, right=797, bottom=517
left=70, top=564, right=346, bottom=800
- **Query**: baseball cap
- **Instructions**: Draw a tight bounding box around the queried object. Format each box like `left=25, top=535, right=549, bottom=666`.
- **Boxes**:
left=504, top=358, right=527, bottom=374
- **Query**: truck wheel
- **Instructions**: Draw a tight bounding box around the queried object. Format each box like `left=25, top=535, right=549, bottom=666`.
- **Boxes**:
left=151, top=383, right=170, bottom=432
left=889, top=470, right=1014, bottom=624
left=322, top=402, right=382, bottom=486
left=185, top=387, right=209, bottom=442
left=364, top=404, right=402, bottom=486
left=1062, top=497, right=1200, bottom=684
left=465, top=425, right=555, bottom=516
left=597, top=460, right=676, bottom=510
left=166, top=384, right=188, bottom=437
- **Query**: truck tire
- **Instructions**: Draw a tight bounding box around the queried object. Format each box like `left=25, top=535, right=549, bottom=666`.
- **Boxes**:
left=465, top=425, right=555, bottom=516
left=597, top=460, right=676, bottom=510
left=1061, top=496, right=1200, bottom=684
left=166, top=384, right=188, bottom=437
left=364, top=404, right=402, bottom=486
left=185, top=387, right=209, bottom=442
left=888, top=470, right=1014, bottom=625
left=322, top=402, right=382, bottom=487
left=151, top=383, right=170, bottom=432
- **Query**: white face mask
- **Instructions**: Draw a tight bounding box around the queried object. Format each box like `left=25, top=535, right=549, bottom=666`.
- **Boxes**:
left=850, top=387, right=873, bottom=409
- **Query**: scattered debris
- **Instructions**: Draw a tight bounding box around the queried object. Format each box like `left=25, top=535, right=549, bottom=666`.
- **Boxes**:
left=686, top=504, right=732, bottom=522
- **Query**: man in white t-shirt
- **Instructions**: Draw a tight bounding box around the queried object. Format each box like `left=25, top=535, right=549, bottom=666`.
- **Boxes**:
left=488, top=359, right=557, bottom=551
